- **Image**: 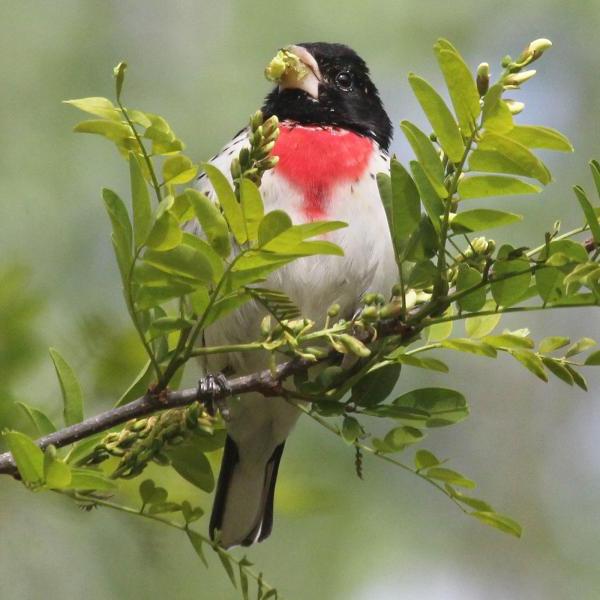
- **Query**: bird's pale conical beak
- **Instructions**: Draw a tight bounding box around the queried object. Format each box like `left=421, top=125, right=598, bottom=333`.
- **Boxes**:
left=276, top=45, right=322, bottom=99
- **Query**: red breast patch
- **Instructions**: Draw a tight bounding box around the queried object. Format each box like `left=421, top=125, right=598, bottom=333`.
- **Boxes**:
left=272, top=123, right=373, bottom=219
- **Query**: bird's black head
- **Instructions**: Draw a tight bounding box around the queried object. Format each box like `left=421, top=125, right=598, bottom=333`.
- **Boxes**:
left=262, top=42, right=392, bottom=151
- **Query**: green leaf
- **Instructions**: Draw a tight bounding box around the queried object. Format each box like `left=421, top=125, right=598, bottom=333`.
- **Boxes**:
left=590, top=160, right=600, bottom=200
left=258, top=210, right=293, bottom=246
left=135, top=282, right=195, bottom=309
left=408, top=73, right=465, bottom=162
left=64, top=97, right=120, bottom=120
left=405, top=216, right=439, bottom=261
left=483, top=333, right=534, bottom=350
left=455, top=264, right=486, bottom=312
left=145, top=206, right=182, bottom=251
left=239, top=178, right=265, bottom=242
left=378, top=159, right=421, bottom=255
left=565, top=364, right=588, bottom=391
left=542, top=357, right=574, bottom=385
left=350, top=362, right=401, bottom=407
left=187, top=529, right=208, bottom=568
left=452, top=209, right=522, bottom=233
left=73, top=119, right=132, bottom=142
left=44, top=448, right=72, bottom=489
left=481, top=83, right=513, bottom=134
left=217, top=548, right=237, bottom=588
left=508, top=125, right=573, bottom=152
left=573, top=186, right=600, bottom=244
left=464, top=306, right=501, bottom=338
left=129, top=154, right=153, bottom=248
left=426, top=467, right=476, bottom=488
left=393, top=387, right=468, bottom=427
left=202, top=163, right=246, bottom=244
left=491, top=259, right=532, bottom=306
left=400, top=121, right=447, bottom=198
left=143, top=244, right=213, bottom=284
left=584, top=350, right=600, bottom=365
left=384, top=426, right=424, bottom=451
left=425, top=309, right=454, bottom=341
left=115, top=361, right=154, bottom=407
left=565, top=337, right=596, bottom=358
left=66, top=468, right=117, bottom=491
left=471, top=511, right=522, bottom=537
left=187, top=189, right=231, bottom=258
left=441, top=338, right=497, bottom=358
left=49, top=348, right=84, bottom=426
left=536, top=266, right=564, bottom=303
left=410, top=161, right=443, bottom=233
left=260, top=220, right=347, bottom=253
left=102, top=188, right=133, bottom=281
left=16, top=402, right=57, bottom=437
left=3, top=431, right=44, bottom=485
left=509, top=350, right=548, bottom=382
left=163, top=155, right=198, bottom=185
left=447, top=488, right=493, bottom=512
left=182, top=233, right=224, bottom=282
left=391, top=353, right=449, bottom=373
left=458, top=175, right=541, bottom=200
left=539, top=336, right=570, bottom=353
left=167, top=443, right=215, bottom=492
left=414, top=449, right=441, bottom=470
left=433, top=39, right=480, bottom=134
left=476, top=132, right=551, bottom=184
left=148, top=316, right=193, bottom=340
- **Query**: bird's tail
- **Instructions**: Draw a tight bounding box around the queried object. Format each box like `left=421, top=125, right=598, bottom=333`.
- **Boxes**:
left=210, top=435, right=285, bottom=548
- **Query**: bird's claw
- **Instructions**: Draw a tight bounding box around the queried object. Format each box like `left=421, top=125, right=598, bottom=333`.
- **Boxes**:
left=198, top=372, right=232, bottom=420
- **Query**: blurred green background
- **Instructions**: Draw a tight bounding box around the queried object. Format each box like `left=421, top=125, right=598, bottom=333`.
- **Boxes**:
left=2, top=1, right=600, bottom=598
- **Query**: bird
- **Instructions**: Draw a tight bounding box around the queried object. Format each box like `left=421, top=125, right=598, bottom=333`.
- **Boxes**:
left=194, top=42, right=396, bottom=548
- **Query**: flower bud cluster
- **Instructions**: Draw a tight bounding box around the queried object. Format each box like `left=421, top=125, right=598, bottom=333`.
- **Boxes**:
left=230, top=111, right=280, bottom=190
left=79, top=402, right=212, bottom=479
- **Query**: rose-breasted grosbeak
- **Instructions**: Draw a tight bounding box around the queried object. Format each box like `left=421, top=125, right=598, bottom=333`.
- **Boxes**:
left=195, top=42, right=395, bottom=548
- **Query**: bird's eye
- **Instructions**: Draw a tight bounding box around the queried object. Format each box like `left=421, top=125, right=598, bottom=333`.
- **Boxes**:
left=335, top=71, right=353, bottom=91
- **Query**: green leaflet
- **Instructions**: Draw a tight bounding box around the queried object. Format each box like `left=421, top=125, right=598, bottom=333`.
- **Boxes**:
left=64, top=96, right=121, bottom=120
left=16, top=403, right=57, bottom=437
left=410, top=161, right=443, bottom=233
left=433, top=39, right=481, bottom=134
left=162, top=155, right=198, bottom=185
left=3, top=431, right=44, bottom=485
left=239, top=177, right=265, bottom=243
left=481, top=84, right=514, bottom=134
left=187, top=188, right=232, bottom=258
left=476, top=132, right=551, bottom=184
left=573, top=186, right=600, bottom=243
left=102, top=188, right=133, bottom=281
left=129, top=154, right=153, bottom=248
left=258, top=210, right=293, bottom=246
left=49, top=347, right=84, bottom=426
left=508, top=125, right=573, bottom=152
left=451, top=209, right=523, bottom=233
left=408, top=73, right=465, bottom=162
left=201, top=162, right=247, bottom=245
left=400, top=120, right=447, bottom=198
left=458, top=175, right=541, bottom=200
left=167, top=443, right=215, bottom=492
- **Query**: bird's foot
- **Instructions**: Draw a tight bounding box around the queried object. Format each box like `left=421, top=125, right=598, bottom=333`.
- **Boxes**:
left=198, top=372, right=232, bottom=420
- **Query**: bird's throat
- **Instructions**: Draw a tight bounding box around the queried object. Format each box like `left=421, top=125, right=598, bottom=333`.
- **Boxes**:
left=272, top=122, right=373, bottom=220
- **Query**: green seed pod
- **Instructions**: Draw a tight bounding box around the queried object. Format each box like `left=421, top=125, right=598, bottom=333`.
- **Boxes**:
left=360, top=306, right=379, bottom=320
left=250, top=110, right=263, bottom=131
left=327, top=303, right=341, bottom=317
left=230, top=158, right=242, bottom=179
left=336, top=334, right=371, bottom=358
left=379, top=301, right=403, bottom=319
left=363, top=292, right=377, bottom=305
left=476, top=62, right=490, bottom=96
left=238, top=147, right=251, bottom=167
